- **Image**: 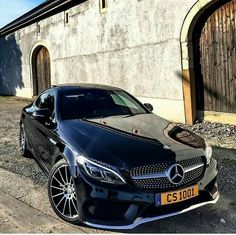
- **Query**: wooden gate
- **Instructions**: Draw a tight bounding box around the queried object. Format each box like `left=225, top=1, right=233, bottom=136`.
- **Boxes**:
left=34, top=46, right=51, bottom=95
left=198, top=0, right=236, bottom=113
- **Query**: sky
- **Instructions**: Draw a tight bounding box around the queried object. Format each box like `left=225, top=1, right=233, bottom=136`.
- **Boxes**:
left=0, top=0, right=45, bottom=28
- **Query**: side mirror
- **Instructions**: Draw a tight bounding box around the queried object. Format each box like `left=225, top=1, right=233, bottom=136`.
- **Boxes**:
left=144, top=103, right=153, bottom=112
left=32, top=109, right=51, bottom=123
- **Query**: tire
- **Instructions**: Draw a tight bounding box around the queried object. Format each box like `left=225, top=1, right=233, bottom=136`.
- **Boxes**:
left=19, top=124, right=30, bottom=157
left=48, top=159, right=82, bottom=224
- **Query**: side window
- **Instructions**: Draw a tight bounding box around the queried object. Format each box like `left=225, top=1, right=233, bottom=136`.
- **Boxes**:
left=35, top=92, right=55, bottom=113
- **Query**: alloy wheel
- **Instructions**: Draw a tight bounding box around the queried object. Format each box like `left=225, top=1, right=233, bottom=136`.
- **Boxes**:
left=50, top=164, right=79, bottom=219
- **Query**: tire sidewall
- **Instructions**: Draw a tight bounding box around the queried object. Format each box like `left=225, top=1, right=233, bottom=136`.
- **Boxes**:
left=19, top=124, right=27, bottom=156
left=48, top=158, right=82, bottom=224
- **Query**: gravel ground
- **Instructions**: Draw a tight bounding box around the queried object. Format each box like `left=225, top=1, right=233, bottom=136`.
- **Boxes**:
left=0, top=96, right=236, bottom=233
left=0, top=97, right=47, bottom=186
left=181, top=121, right=236, bottom=149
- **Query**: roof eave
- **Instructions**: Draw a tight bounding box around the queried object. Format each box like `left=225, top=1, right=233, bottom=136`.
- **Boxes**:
left=0, top=0, right=79, bottom=37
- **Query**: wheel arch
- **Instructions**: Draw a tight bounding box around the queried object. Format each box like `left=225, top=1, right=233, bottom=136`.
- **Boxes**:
left=53, top=146, right=80, bottom=178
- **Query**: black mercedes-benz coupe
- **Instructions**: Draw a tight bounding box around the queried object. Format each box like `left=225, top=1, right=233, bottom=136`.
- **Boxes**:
left=19, top=84, right=219, bottom=229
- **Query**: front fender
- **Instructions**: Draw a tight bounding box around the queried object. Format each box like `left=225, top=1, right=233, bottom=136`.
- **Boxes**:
left=53, top=145, right=82, bottom=178
left=63, top=146, right=80, bottom=178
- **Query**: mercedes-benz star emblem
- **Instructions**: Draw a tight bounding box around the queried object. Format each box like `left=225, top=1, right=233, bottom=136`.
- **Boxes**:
left=167, top=164, right=185, bottom=185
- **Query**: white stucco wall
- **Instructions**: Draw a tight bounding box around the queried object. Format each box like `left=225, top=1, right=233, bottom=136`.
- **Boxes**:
left=0, top=0, right=201, bottom=123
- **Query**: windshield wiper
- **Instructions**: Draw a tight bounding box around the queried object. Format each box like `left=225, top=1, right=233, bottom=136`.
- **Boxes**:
left=78, top=116, right=87, bottom=120
left=79, top=114, right=129, bottom=120
left=123, top=113, right=145, bottom=118
left=78, top=115, right=109, bottom=120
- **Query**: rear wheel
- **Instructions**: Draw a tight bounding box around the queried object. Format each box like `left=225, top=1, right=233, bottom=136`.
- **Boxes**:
left=19, top=124, right=30, bottom=157
left=48, top=159, right=82, bottom=224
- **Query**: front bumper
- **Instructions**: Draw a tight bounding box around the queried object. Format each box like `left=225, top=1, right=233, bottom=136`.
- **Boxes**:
left=85, top=194, right=219, bottom=230
left=74, top=159, right=219, bottom=229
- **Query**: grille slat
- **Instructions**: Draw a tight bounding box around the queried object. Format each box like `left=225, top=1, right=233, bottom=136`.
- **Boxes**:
left=130, top=157, right=205, bottom=191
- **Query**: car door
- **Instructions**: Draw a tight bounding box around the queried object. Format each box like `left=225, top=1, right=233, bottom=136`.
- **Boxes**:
left=31, top=91, right=58, bottom=172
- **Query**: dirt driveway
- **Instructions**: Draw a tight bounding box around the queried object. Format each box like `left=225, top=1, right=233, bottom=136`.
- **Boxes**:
left=0, top=96, right=236, bottom=233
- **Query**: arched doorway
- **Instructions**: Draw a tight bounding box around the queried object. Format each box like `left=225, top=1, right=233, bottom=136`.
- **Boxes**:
left=194, top=0, right=236, bottom=114
left=181, top=0, right=236, bottom=124
left=32, top=46, right=51, bottom=96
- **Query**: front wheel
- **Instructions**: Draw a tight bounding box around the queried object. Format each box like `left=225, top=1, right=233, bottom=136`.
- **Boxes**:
left=48, top=159, right=82, bottom=224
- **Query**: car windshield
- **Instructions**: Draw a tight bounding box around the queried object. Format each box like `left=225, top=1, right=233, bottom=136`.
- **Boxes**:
left=60, top=88, right=148, bottom=120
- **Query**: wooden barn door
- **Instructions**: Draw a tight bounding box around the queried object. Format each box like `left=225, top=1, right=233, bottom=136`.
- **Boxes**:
left=198, top=0, right=236, bottom=113
left=35, top=46, right=51, bottom=95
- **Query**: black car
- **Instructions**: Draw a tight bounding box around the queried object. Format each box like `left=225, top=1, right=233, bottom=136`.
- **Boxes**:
left=19, top=84, right=219, bottom=229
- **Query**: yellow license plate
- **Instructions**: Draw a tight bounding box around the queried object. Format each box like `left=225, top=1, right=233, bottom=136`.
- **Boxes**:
left=155, top=184, right=199, bottom=206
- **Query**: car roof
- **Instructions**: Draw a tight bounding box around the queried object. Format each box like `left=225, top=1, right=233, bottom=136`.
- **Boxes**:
left=52, top=83, right=122, bottom=91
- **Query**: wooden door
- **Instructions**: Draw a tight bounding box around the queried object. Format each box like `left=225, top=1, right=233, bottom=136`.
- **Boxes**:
left=35, top=47, right=51, bottom=95
left=199, top=0, right=236, bottom=113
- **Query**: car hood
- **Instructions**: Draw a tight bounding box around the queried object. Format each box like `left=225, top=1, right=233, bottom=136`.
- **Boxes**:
left=60, top=114, right=204, bottom=169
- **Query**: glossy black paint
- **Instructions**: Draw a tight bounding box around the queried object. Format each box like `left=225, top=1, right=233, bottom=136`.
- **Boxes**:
left=20, top=84, right=218, bottom=227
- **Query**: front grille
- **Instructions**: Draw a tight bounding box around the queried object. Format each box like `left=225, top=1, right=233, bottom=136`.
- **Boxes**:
left=178, top=157, right=203, bottom=168
left=130, top=157, right=205, bottom=191
left=131, top=162, right=169, bottom=176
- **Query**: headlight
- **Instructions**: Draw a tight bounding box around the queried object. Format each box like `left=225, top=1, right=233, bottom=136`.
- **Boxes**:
left=205, top=141, right=213, bottom=165
left=77, top=156, right=126, bottom=184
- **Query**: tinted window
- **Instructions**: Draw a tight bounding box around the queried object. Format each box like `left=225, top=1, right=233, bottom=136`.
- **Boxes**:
left=60, top=89, right=147, bottom=120
left=35, top=92, right=55, bottom=113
